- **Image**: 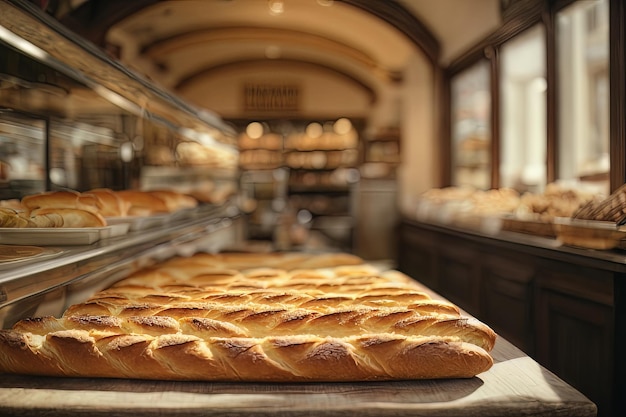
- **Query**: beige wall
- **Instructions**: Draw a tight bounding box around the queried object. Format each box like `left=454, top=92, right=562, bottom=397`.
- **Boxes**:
left=178, top=66, right=374, bottom=120
left=398, top=52, right=438, bottom=216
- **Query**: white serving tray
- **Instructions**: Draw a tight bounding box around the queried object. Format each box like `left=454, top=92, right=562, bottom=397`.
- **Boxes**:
left=0, top=225, right=128, bottom=246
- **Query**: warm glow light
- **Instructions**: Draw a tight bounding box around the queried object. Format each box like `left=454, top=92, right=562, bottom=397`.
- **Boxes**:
left=268, top=0, right=284, bottom=15
left=305, top=122, right=323, bottom=138
left=333, top=117, right=352, bottom=135
left=246, top=122, right=264, bottom=139
left=265, top=45, right=282, bottom=59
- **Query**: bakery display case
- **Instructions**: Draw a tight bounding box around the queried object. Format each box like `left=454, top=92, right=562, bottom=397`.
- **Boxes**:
left=0, top=111, right=46, bottom=199
left=0, top=1, right=242, bottom=327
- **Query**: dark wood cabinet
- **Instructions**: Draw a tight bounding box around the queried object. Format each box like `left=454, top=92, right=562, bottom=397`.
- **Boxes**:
left=398, top=219, right=622, bottom=417
left=397, top=226, right=439, bottom=290
left=438, top=238, right=481, bottom=314
left=536, top=288, right=614, bottom=416
left=535, top=263, right=614, bottom=417
left=481, top=253, right=535, bottom=354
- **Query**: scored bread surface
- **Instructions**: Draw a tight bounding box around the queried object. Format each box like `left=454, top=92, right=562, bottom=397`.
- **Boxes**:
left=0, top=252, right=496, bottom=381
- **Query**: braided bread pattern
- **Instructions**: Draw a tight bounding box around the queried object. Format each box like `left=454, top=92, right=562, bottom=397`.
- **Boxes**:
left=0, top=253, right=496, bottom=381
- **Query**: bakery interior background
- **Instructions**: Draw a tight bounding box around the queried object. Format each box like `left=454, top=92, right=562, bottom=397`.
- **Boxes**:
left=26, top=0, right=505, bottom=207
left=0, top=0, right=610, bottom=257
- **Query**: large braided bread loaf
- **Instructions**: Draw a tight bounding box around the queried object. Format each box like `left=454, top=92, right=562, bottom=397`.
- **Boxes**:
left=0, top=252, right=496, bottom=381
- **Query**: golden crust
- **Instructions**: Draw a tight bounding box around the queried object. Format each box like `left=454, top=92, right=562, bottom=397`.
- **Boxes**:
left=0, top=329, right=493, bottom=381
left=115, top=190, right=170, bottom=215
left=146, top=190, right=198, bottom=212
left=0, top=252, right=497, bottom=381
left=30, top=208, right=107, bottom=228
left=21, top=191, right=102, bottom=214
left=87, top=188, right=131, bottom=217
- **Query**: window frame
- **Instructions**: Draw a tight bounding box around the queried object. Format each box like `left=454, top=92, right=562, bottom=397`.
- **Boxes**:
left=442, top=0, right=625, bottom=193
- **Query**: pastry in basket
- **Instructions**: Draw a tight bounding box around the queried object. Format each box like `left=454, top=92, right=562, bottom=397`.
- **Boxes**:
left=0, top=253, right=496, bottom=382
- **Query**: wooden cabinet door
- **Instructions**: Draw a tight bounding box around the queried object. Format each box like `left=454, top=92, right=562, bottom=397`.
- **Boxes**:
left=397, top=227, right=439, bottom=290
left=481, top=254, right=535, bottom=355
left=437, top=236, right=481, bottom=315
left=536, top=284, right=614, bottom=417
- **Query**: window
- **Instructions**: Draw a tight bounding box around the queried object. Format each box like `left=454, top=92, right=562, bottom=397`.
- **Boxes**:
left=450, top=60, right=491, bottom=189
left=499, top=24, right=547, bottom=193
left=557, top=0, right=609, bottom=193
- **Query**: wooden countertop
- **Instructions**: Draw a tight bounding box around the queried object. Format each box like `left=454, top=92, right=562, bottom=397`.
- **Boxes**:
left=0, top=261, right=597, bottom=416
left=0, top=330, right=596, bottom=416
left=402, top=217, right=626, bottom=273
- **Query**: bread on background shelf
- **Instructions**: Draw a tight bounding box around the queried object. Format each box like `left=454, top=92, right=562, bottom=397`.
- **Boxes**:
left=0, top=188, right=207, bottom=228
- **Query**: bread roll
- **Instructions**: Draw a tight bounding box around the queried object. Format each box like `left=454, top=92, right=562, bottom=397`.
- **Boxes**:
left=147, top=190, right=198, bottom=212
left=30, top=208, right=106, bottom=228
left=115, top=190, right=170, bottom=216
left=21, top=191, right=102, bottom=214
left=88, top=188, right=131, bottom=217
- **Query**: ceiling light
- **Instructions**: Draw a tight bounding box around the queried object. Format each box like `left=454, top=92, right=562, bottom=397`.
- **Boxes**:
left=265, top=45, right=282, bottom=59
left=268, top=0, right=284, bottom=15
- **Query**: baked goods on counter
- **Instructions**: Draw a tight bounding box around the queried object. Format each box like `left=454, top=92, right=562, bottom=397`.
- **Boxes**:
left=0, top=252, right=496, bottom=382
left=0, top=188, right=206, bottom=229
left=0, top=190, right=107, bottom=228
left=572, top=183, right=626, bottom=224
left=415, top=183, right=602, bottom=239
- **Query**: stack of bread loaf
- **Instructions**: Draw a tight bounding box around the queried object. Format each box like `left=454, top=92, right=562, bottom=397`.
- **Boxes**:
left=0, top=188, right=199, bottom=228
left=0, top=252, right=496, bottom=382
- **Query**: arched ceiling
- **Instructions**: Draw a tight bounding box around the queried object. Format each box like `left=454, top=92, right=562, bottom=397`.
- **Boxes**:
left=44, top=0, right=501, bottom=118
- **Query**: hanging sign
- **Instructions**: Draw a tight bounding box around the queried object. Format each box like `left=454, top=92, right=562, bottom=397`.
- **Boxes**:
left=243, top=82, right=300, bottom=112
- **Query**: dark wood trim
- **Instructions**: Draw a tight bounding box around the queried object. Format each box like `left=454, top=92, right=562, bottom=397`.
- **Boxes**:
left=439, top=65, right=452, bottom=187
left=57, top=0, right=159, bottom=47
left=53, top=0, right=441, bottom=69
left=488, top=47, right=500, bottom=189
left=447, top=0, right=543, bottom=76
left=610, top=0, right=626, bottom=192
left=338, top=0, right=440, bottom=66
left=544, top=2, right=557, bottom=184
